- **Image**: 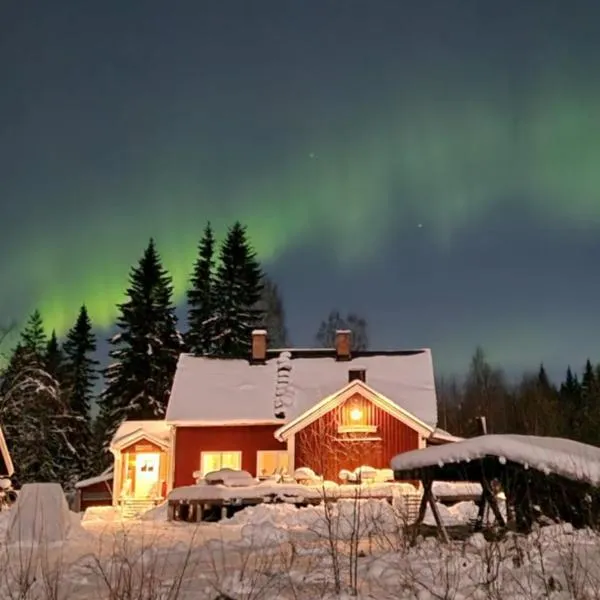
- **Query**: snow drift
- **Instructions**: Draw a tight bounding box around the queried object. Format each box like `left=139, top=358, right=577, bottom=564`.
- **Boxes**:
left=6, top=483, right=81, bottom=544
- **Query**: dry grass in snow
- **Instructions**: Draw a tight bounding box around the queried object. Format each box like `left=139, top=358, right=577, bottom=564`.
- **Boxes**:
left=2, top=500, right=600, bottom=598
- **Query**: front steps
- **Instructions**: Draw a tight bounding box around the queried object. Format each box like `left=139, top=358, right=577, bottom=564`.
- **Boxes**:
left=119, top=498, right=158, bottom=519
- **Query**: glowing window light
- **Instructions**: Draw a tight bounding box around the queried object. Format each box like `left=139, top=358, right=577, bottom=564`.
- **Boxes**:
left=350, top=407, right=363, bottom=421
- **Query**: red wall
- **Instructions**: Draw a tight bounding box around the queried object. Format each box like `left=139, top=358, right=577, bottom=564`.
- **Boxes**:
left=78, top=479, right=113, bottom=512
left=173, top=425, right=286, bottom=488
left=294, top=393, right=420, bottom=481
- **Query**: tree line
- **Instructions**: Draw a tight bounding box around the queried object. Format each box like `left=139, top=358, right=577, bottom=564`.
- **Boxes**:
left=0, top=221, right=369, bottom=488
left=4, top=217, right=598, bottom=490
left=438, top=346, right=600, bottom=447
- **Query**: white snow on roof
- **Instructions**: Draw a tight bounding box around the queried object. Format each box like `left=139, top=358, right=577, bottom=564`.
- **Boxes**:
left=430, top=427, right=464, bottom=443
left=110, top=420, right=171, bottom=448
left=166, top=351, right=437, bottom=427
left=391, top=434, right=600, bottom=486
left=75, top=467, right=114, bottom=489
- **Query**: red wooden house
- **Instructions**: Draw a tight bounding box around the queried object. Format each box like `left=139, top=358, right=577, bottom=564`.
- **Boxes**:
left=91, top=330, right=450, bottom=510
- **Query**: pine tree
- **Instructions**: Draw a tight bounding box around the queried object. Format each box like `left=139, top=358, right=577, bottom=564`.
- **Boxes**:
left=256, top=275, right=289, bottom=347
left=63, top=305, right=98, bottom=476
left=45, top=330, right=65, bottom=381
left=560, top=366, right=582, bottom=439
left=186, top=223, right=216, bottom=355
left=98, top=239, right=182, bottom=450
left=21, top=310, right=47, bottom=355
left=212, top=222, right=264, bottom=357
left=0, top=312, right=75, bottom=485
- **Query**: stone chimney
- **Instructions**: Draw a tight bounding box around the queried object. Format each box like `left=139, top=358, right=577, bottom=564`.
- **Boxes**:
left=348, top=368, right=366, bottom=383
left=251, top=329, right=267, bottom=363
left=335, top=329, right=352, bottom=361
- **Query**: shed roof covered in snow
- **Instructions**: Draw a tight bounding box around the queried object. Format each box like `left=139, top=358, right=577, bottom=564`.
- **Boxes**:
left=391, top=434, right=600, bottom=486
left=165, top=349, right=437, bottom=427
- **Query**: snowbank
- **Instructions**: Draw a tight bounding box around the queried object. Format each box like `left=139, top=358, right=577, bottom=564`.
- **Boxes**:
left=82, top=505, right=121, bottom=523
left=6, top=483, right=83, bottom=544
left=141, top=501, right=168, bottom=521
left=391, top=434, right=600, bottom=485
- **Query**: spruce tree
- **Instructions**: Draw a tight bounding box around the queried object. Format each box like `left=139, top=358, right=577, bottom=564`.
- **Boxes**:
left=560, top=367, right=582, bottom=439
left=0, top=312, right=75, bottom=485
left=98, top=239, right=182, bottom=449
left=63, top=305, right=98, bottom=476
left=186, top=223, right=216, bottom=355
left=212, top=222, right=264, bottom=357
left=45, top=330, right=65, bottom=381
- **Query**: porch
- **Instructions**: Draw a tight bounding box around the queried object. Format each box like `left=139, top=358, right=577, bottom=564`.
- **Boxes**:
left=110, top=421, right=172, bottom=515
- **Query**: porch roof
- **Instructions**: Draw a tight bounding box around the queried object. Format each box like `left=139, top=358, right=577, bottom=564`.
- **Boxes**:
left=110, top=420, right=171, bottom=451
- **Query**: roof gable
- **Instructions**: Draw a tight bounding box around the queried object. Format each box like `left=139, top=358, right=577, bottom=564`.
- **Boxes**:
left=110, top=420, right=170, bottom=450
left=274, top=379, right=434, bottom=441
left=165, top=350, right=438, bottom=428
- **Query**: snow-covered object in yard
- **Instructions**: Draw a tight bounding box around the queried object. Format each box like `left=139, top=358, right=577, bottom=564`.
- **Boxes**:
left=6, top=483, right=81, bottom=544
left=293, top=467, right=321, bottom=484
left=340, top=466, right=394, bottom=483
left=391, top=434, right=600, bottom=485
left=432, top=481, right=483, bottom=498
left=204, top=468, right=258, bottom=487
left=166, top=350, right=437, bottom=428
left=168, top=480, right=420, bottom=504
left=110, top=420, right=170, bottom=450
left=75, top=466, right=113, bottom=489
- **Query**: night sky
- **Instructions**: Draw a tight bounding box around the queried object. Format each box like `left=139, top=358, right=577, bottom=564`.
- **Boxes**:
left=2, top=0, right=600, bottom=378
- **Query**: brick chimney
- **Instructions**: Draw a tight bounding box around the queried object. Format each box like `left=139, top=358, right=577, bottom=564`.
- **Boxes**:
left=335, top=329, right=351, bottom=361
left=251, top=329, right=267, bottom=363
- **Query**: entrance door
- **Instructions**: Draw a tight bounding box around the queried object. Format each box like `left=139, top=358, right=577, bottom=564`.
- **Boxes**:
left=135, top=453, right=160, bottom=499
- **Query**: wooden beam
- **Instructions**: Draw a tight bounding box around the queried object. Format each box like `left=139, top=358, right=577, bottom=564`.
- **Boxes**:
left=427, top=491, right=449, bottom=543
left=411, top=479, right=431, bottom=546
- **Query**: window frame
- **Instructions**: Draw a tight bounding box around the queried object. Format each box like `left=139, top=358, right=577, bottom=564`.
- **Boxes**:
left=256, top=450, right=289, bottom=478
left=200, top=450, right=242, bottom=475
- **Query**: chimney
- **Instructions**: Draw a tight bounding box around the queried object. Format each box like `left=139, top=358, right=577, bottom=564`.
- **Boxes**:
left=335, top=329, right=351, bottom=361
left=251, top=329, right=267, bottom=363
left=348, top=368, right=366, bottom=383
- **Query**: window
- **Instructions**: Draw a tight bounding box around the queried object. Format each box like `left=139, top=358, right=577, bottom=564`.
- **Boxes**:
left=257, top=451, right=289, bottom=477
left=200, top=451, right=242, bottom=475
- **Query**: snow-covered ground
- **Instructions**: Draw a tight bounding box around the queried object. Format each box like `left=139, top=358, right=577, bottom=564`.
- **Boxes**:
left=0, top=495, right=599, bottom=599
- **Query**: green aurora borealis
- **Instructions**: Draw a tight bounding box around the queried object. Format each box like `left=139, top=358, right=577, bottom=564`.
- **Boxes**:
left=17, top=76, right=600, bottom=335
left=3, top=0, right=600, bottom=376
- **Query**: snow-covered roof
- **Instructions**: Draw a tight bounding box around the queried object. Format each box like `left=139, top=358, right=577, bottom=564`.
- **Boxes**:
left=430, top=427, right=464, bottom=443
left=166, top=350, right=437, bottom=427
left=75, top=467, right=114, bottom=489
left=110, top=420, right=171, bottom=450
left=391, top=434, right=600, bottom=486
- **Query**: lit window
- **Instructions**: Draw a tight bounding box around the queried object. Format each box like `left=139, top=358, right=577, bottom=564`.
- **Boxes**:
left=257, top=451, right=289, bottom=477
left=201, top=451, right=242, bottom=475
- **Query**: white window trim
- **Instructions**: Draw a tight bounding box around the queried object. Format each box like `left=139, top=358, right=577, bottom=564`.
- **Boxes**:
left=200, top=450, right=242, bottom=475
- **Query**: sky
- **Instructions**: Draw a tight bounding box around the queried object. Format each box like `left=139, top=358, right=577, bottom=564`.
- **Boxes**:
left=2, top=0, right=600, bottom=379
